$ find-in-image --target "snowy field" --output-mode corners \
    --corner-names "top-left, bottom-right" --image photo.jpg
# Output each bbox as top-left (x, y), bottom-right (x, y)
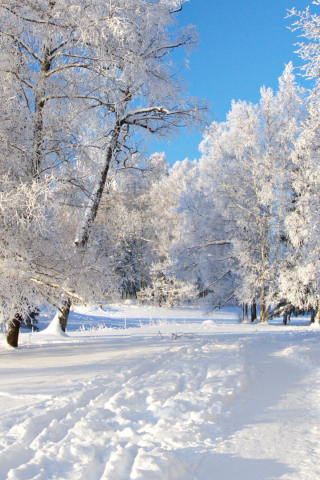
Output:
top-left (1, 304), bottom-right (320, 480)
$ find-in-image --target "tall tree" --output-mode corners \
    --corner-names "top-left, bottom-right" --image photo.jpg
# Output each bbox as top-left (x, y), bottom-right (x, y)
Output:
top-left (279, 101), bottom-right (320, 318)
top-left (72, 1), bottom-right (208, 247)
top-left (278, 2), bottom-right (320, 320)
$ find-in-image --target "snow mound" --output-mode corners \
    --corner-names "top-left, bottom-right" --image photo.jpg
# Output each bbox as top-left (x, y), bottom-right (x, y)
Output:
top-left (202, 319), bottom-right (215, 328)
top-left (41, 311), bottom-right (68, 336)
top-left (309, 321), bottom-right (320, 330)
top-left (123, 299), bottom-right (135, 305)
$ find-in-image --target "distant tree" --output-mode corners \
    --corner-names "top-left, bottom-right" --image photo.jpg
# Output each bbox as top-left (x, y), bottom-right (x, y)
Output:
top-left (138, 260), bottom-right (197, 307)
top-left (169, 159), bottom-right (236, 309)
top-left (98, 153), bottom-right (169, 300)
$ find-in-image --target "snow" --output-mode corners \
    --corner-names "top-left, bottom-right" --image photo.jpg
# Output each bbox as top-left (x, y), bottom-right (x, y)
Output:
top-left (1, 304), bottom-right (320, 479)
top-left (41, 312), bottom-right (68, 337)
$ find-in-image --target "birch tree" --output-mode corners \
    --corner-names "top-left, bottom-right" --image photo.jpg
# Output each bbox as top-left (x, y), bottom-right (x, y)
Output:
top-left (71, 1), bottom-right (208, 248)
top-left (281, 2), bottom-right (320, 321)
top-left (279, 101), bottom-right (320, 320)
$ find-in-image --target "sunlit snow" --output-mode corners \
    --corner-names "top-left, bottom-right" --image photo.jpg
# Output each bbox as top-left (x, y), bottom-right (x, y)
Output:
top-left (1, 304), bottom-right (319, 480)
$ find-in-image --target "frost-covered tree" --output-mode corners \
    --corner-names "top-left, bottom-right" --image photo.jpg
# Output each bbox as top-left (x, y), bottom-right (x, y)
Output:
top-left (66, 0), bottom-right (208, 247)
top-left (0, 0), bottom-right (206, 224)
top-left (289, 1), bottom-right (320, 87)
top-left (138, 259), bottom-right (197, 307)
top-left (116, 157), bottom-right (199, 307)
top-left (197, 64), bottom-right (305, 321)
top-left (279, 101), bottom-right (320, 319)
top-left (98, 152), bottom-right (169, 299)
top-left (168, 159), bottom-right (235, 309)
top-left (0, 174), bottom-right (123, 343)
top-left (280, 2), bottom-right (320, 322)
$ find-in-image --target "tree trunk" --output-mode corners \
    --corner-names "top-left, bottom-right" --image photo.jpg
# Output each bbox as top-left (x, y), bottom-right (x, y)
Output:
top-left (260, 283), bottom-right (268, 322)
top-left (243, 303), bottom-right (248, 320)
top-left (310, 308), bottom-right (315, 324)
top-left (315, 299), bottom-right (320, 324)
top-left (283, 313), bottom-right (288, 325)
top-left (251, 302), bottom-right (257, 322)
top-left (6, 314), bottom-right (22, 348)
top-left (75, 127), bottom-right (120, 248)
top-left (58, 298), bottom-right (72, 332)
top-left (31, 48), bottom-right (52, 179)
top-left (260, 304), bottom-right (268, 323)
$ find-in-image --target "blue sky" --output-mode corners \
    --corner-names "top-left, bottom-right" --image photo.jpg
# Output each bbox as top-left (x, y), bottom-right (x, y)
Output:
top-left (151, 0), bottom-right (314, 165)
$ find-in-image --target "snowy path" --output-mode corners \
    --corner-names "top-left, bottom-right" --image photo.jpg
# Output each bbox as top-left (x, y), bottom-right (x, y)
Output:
top-left (209, 337), bottom-right (320, 479)
top-left (1, 328), bottom-right (320, 479)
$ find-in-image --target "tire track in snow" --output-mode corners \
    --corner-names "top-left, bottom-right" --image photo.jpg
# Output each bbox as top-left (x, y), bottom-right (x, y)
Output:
top-left (1, 339), bottom-right (249, 480)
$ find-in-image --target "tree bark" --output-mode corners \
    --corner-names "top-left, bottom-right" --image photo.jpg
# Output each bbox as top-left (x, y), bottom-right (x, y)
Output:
top-left (260, 304), bottom-right (268, 323)
top-left (251, 302), bottom-right (257, 322)
top-left (310, 307), bottom-right (315, 324)
top-left (315, 299), bottom-right (320, 324)
top-left (260, 281), bottom-right (268, 322)
top-left (283, 313), bottom-right (288, 325)
top-left (6, 315), bottom-right (22, 348)
top-left (58, 298), bottom-right (72, 332)
top-left (75, 127), bottom-right (120, 248)
top-left (31, 43), bottom-right (53, 178)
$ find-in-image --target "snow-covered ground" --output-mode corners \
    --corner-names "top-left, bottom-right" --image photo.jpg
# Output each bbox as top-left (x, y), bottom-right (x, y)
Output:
top-left (1, 304), bottom-right (320, 480)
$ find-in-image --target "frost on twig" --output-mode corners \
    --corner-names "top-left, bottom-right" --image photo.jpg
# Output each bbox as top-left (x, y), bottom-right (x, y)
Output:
top-left (156, 330), bottom-right (197, 340)
top-left (172, 331), bottom-right (197, 340)
top-left (156, 330), bottom-right (164, 339)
